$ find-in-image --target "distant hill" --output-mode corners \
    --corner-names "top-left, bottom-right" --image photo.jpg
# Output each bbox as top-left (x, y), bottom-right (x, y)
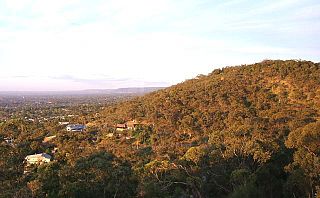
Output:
top-left (98, 60), bottom-right (320, 197)
top-left (0, 87), bottom-right (166, 96)
top-left (81, 87), bottom-right (166, 94)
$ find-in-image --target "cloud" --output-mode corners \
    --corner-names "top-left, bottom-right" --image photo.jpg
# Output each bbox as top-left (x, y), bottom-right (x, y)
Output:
top-left (50, 75), bottom-right (130, 85)
top-left (50, 74), bottom-right (171, 89)
top-left (10, 75), bottom-right (30, 78)
top-left (0, 0), bottom-right (319, 91)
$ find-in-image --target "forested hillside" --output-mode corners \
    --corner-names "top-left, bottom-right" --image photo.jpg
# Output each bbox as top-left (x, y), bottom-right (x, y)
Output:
top-left (97, 60), bottom-right (320, 197)
top-left (1, 60), bottom-right (319, 198)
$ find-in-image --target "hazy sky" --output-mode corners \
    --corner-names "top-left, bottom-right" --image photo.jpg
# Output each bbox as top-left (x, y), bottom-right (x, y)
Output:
top-left (0, 0), bottom-right (319, 91)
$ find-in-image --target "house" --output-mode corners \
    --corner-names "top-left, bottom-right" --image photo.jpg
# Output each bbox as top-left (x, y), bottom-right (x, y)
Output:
top-left (125, 136), bottom-right (134, 140)
top-left (59, 121), bottom-right (70, 125)
top-left (106, 133), bottom-right (114, 138)
top-left (126, 120), bottom-right (140, 130)
top-left (116, 124), bottom-right (127, 131)
top-left (42, 135), bottom-right (56, 143)
top-left (66, 124), bottom-right (86, 132)
top-left (51, 147), bottom-right (58, 154)
top-left (4, 137), bottom-right (14, 144)
top-left (25, 153), bottom-right (52, 165)
top-left (116, 120), bottom-right (142, 131)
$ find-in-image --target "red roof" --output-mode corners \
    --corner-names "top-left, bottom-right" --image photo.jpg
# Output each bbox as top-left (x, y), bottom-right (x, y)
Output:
top-left (116, 124), bottom-right (126, 128)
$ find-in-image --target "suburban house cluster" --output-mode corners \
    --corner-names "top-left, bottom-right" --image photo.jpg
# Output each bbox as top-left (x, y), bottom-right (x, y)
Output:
top-left (23, 123), bottom-right (86, 173)
top-left (22, 120), bottom-right (148, 174)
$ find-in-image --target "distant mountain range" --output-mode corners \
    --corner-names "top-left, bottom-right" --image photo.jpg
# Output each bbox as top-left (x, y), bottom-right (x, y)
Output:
top-left (81, 87), bottom-right (166, 94)
top-left (0, 87), bottom-right (166, 96)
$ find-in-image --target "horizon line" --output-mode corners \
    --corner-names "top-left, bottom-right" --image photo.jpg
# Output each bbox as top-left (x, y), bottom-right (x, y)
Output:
top-left (0, 86), bottom-right (168, 93)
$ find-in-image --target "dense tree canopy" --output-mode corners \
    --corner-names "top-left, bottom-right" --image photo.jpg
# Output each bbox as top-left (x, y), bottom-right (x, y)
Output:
top-left (97, 60), bottom-right (320, 197)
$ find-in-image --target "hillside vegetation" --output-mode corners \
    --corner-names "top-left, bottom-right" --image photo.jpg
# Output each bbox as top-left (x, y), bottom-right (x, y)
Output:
top-left (97, 60), bottom-right (320, 197)
top-left (1, 60), bottom-right (319, 198)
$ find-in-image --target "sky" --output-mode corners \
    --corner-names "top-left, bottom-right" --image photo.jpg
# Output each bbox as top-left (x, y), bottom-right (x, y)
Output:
top-left (0, 0), bottom-right (319, 91)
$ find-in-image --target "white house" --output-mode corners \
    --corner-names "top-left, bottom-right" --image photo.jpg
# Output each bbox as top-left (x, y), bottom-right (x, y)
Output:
top-left (25, 153), bottom-right (52, 165)
top-left (59, 121), bottom-right (70, 125)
